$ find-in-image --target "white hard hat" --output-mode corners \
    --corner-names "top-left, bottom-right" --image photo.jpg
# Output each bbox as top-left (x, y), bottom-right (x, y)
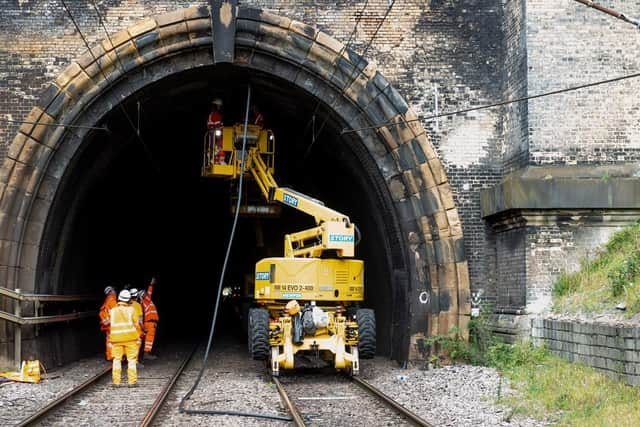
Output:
top-left (212, 98), bottom-right (223, 107)
top-left (104, 286), bottom-right (116, 295)
top-left (118, 289), bottom-right (131, 302)
top-left (129, 288), bottom-right (139, 297)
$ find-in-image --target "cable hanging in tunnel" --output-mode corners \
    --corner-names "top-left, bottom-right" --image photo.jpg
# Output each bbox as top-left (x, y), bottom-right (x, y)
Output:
top-left (177, 85), bottom-right (291, 422)
top-left (340, 70), bottom-right (640, 135)
top-left (0, 118), bottom-right (108, 131)
top-left (301, 0), bottom-right (370, 138)
top-left (60, 0), bottom-right (157, 170)
top-left (303, 0), bottom-right (396, 160)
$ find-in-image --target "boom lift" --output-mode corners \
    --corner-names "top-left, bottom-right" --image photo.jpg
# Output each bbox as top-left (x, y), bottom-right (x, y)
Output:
top-left (202, 123), bottom-right (376, 376)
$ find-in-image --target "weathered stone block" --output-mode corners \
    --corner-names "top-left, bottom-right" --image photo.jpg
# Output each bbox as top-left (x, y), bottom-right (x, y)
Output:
top-left (184, 5), bottom-right (209, 20)
top-left (427, 158), bottom-right (447, 185)
top-left (418, 163), bottom-right (437, 189)
top-left (128, 17), bottom-right (157, 38)
top-left (155, 9), bottom-right (186, 28)
top-left (437, 183), bottom-right (455, 211)
top-left (289, 20), bottom-right (317, 40)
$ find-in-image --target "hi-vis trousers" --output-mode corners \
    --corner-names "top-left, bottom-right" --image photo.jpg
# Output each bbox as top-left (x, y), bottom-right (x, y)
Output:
top-left (111, 341), bottom-right (138, 385)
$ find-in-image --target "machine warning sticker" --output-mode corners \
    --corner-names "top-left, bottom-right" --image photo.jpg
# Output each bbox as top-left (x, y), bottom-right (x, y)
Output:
top-left (256, 271), bottom-right (270, 281)
top-left (329, 234), bottom-right (354, 242)
top-left (282, 293), bottom-right (302, 299)
top-left (319, 285), bottom-right (333, 291)
top-left (282, 193), bottom-right (299, 208)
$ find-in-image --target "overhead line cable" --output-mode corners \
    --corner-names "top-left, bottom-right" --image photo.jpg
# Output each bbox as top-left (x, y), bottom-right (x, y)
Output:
top-left (0, 118), bottom-right (107, 131)
top-left (572, 0), bottom-right (640, 29)
top-left (60, 0), bottom-right (156, 167)
top-left (340, 70), bottom-right (640, 135)
top-left (304, 0), bottom-right (396, 159)
top-left (301, 0), bottom-right (370, 137)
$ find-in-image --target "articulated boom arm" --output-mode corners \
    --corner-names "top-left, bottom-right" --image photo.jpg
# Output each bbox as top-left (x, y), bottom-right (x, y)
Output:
top-left (244, 147), bottom-right (356, 258)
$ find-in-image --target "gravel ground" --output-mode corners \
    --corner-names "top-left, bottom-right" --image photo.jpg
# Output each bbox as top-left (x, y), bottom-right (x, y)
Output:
top-left (0, 356), bottom-right (109, 426)
top-left (359, 359), bottom-right (551, 427)
top-left (155, 340), bottom-right (289, 426)
top-left (0, 341), bottom-right (552, 426)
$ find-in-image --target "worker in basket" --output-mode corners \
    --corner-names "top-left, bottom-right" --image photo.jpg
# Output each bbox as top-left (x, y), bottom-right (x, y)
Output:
top-left (207, 98), bottom-right (226, 165)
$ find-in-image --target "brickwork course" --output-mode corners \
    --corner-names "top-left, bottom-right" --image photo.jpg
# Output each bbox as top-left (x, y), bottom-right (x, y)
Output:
top-left (0, 0), bottom-right (640, 360)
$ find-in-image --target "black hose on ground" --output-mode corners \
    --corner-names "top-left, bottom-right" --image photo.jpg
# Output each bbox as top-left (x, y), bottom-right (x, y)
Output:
top-left (178, 85), bottom-right (291, 422)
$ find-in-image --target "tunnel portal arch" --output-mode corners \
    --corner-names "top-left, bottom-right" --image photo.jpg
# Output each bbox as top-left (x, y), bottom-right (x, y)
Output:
top-left (0, 5), bottom-right (469, 365)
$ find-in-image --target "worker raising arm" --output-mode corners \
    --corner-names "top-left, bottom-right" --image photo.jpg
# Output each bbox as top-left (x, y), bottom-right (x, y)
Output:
top-left (139, 277), bottom-right (160, 360)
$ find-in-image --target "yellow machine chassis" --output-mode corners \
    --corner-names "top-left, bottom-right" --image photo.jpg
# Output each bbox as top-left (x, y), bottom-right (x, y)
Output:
top-left (267, 309), bottom-right (360, 376)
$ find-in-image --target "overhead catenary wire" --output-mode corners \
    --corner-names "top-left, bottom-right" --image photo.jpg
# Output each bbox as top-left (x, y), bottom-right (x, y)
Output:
top-left (0, 117), bottom-right (107, 131)
top-left (60, 0), bottom-right (155, 166)
top-left (178, 85), bottom-right (291, 422)
top-left (572, 0), bottom-right (640, 29)
top-left (304, 0), bottom-right (396, 159)
top-left (340, 70), bottom-right (640, 135)
top-left (301, 0), bottom-right (370, 137)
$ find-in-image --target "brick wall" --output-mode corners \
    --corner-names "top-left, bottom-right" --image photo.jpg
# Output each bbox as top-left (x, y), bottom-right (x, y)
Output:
top-left (532, 317), bottom-right (640, 386)
top-left (527, 0), bottom-right (640, 165)
top-left (502, 0), bottom-right (528, 172)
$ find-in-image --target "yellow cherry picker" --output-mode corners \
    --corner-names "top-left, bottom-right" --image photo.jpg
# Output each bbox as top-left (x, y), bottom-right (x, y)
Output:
top-left (201, 121), bottom-right (375, 376)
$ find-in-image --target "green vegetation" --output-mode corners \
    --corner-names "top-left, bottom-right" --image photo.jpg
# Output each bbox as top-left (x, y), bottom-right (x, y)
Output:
top-left (499, 348), bottom-right (640, 426)
top-left (553, 220), bottom-right (640, 316)
top-left (420, 309), bottom-right (640, 426)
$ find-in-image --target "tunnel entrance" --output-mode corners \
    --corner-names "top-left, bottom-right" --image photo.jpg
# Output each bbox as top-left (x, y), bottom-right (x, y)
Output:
top-left (38, 65), bottom-right (398, 351)
top-left (0, 6), bottom-right (469, 368)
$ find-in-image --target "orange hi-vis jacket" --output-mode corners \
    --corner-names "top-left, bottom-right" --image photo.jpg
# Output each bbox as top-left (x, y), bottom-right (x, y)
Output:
top-left (142, 284), bottom-right (159, 323)
top-left (109, 303), bottom-right (141, 343)
top-left (99, 294), bottom-right (117, 332)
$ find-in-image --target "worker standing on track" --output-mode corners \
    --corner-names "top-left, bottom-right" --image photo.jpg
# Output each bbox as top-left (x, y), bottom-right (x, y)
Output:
top-left (128, 287), bottom-right (145, 359)
top-left (139, 277), bottom-right (160, 361)
top-left (109, 289), bottom-right (141, 386)
top-left (99, 286), bottom-right (117, 361)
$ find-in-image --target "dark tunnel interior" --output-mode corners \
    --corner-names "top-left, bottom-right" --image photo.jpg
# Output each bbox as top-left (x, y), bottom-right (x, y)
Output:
top-left (36, 65), bottom-right (401, 363)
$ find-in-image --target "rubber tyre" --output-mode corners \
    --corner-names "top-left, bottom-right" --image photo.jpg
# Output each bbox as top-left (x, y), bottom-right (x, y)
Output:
top-left (357, 309), bottom-right (376, 359)
top-left (248, 308), bottom-right (270, 360)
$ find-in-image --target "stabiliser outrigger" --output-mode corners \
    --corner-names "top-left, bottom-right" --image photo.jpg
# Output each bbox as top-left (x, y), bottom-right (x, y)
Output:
top-left (202, 123), bottom-right (376, 376)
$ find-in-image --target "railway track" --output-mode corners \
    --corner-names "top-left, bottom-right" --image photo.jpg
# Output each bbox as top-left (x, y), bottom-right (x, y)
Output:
top-left (15, 344), bottom-right (197, 427)
top-left (273, 371), bottom-right (434, 427)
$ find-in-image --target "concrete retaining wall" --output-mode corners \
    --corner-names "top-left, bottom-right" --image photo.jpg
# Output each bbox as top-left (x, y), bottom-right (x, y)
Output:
top-left (531, 317), bottom-right (640, 386)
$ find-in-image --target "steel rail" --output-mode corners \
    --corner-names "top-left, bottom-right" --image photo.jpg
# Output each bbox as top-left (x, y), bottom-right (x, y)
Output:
top-left (272, 376), bottom-right (306, 427)
top-left (16, 366), bottom-right (112, 427)
top-left (139, 344), bottom-right (199, 427)
top-left (351, 376), bottom-right (433, 427)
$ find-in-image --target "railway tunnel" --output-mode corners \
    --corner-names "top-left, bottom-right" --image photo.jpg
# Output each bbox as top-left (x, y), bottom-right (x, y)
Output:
top-left (0, 6), bottom-right (469, 369)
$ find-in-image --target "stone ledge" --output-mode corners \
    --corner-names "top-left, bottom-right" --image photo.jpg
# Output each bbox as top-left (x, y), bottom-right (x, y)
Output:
top-left (481, 166), bottom-right (640, 218)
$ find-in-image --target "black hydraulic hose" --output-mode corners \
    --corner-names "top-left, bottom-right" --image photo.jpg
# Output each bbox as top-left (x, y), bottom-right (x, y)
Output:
top-left (178, 85), bottom-right (291, 422)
